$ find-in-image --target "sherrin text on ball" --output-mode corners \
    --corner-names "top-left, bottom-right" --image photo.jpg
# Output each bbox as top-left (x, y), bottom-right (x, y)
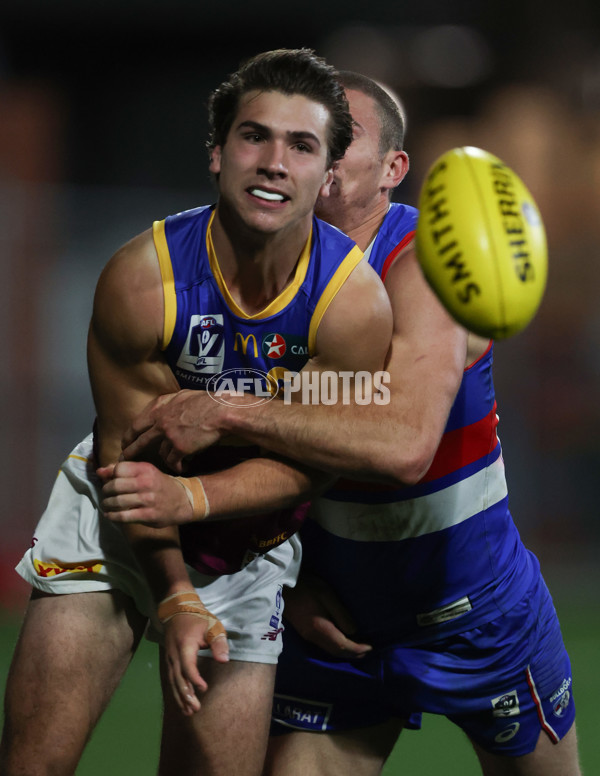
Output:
top-left (415, 146), bottom-right (547, 339)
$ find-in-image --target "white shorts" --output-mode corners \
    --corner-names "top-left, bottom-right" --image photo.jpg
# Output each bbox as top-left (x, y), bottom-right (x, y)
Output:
top-left (16, 434), bottom-right (302, 664)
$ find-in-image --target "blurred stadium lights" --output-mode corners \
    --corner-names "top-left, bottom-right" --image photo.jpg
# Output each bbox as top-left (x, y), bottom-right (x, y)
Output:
top-left (410, 25), bottom-right (493, 88)
top-left (323, 23), bottom-right (494, 89)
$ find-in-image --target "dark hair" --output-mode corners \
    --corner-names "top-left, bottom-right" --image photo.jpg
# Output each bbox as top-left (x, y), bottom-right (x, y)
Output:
top-left (338, 71), bottom-right (406, 156)
top-left (207, 48), bottom-right (353, 167)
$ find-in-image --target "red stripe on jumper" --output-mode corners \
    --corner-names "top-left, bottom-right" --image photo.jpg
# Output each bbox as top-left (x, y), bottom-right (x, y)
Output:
top-left (333, 402), bottom-right (499, 494)
top-left (419, 401), bottom-right (499, 483)
top-left (526, 665), bottom-right (560, 743)
top-left (381, 231), bottom-right (416, 282)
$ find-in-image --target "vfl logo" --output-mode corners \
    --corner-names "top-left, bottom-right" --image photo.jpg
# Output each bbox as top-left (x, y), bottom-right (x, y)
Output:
top-left (262, 333), bottom-right (287, 359)
top-left (491, 690), bottom-right (520, 718)
top-left (177, 314), bottom-right (225, 375)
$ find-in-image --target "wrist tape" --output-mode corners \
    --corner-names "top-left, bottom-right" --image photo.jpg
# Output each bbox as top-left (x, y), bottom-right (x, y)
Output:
top-left (174, 476), bottom-right (210, 521)
top-left (157, 591), bottom-right (226, 644)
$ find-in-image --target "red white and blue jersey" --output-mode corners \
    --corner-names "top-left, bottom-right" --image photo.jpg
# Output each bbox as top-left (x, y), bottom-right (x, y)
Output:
top-left (153, 205), bottom-right (363, 575)
top-left (300, 203), bottom-right (539, 644)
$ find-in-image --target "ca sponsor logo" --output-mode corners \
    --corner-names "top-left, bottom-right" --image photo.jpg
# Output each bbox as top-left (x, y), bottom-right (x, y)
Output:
top-left (262, 333), bottom-right (287, 359)
top-left (206, 368), bottom-right (280, 406)
top-left (491, 690), bottom-right (520, 718)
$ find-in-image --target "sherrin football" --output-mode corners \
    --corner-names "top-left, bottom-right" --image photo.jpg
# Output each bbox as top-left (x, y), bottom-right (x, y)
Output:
top-left (415, 146), bottom-right (547, 339)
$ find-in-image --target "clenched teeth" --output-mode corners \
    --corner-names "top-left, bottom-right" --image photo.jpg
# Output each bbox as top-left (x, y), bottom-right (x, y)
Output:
top-left (250, 188), bottom-right (285, 202)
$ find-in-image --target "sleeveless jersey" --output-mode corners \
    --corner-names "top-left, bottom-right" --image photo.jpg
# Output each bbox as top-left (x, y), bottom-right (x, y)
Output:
top-left (300, 203), bottom-right (539, 645)
top-left (154, 205), bottom-right (363, 575)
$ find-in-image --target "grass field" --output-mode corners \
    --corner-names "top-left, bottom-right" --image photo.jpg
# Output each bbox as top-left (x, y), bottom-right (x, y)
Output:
top-left (1, 595), bottom-right (597, 775)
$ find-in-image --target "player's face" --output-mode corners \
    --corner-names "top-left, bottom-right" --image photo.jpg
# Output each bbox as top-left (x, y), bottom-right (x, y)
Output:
top-left (210, 90), bottom-right (334, 237)
top-left (315, 89), bottom-right (387, 222)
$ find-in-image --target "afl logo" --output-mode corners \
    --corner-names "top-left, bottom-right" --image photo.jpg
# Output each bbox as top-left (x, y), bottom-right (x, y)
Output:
top-left (262, 333), bottom-right (287, 359)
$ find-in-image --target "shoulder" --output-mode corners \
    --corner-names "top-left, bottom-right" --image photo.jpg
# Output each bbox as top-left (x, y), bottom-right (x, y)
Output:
top-left (91, 228), bottom-right (164, 358)
top-left (312, 215), bottom-right (357, 252)
top-left (369, 203), bottom-right (418, 278)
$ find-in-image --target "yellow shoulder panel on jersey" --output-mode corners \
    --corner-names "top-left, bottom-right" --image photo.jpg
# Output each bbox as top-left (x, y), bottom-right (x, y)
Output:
top-left (153, 219), bottom-right (177, 350)
top-left (308, 245), bottom-right (364, 355)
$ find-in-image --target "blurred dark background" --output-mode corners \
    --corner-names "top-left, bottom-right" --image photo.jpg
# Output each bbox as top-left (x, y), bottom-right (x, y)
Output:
top-left (1, 0), bottom-right (599, 610)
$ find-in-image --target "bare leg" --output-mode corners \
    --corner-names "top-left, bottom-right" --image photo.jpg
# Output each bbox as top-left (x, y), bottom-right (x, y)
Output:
top-left (472, 724), bottom-right (581, 776)
top-left (264, 719), bottom-right (404, 776)
top-left (159, 655), bottom-right (276, 776)
top-left (0, 589), bottom-right (146, 776)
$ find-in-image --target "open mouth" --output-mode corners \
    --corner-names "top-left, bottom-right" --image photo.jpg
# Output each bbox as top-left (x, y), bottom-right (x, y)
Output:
top-left (248, 187), bottom-right (289, 203)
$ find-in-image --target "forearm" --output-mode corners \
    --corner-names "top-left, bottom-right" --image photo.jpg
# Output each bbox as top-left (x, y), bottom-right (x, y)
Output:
top-left (200, 456), bottom-right (335, 521)
top-left (218, 400), bottom-right (392, 480)
top-left (216, 395), bottom-right (437, 485)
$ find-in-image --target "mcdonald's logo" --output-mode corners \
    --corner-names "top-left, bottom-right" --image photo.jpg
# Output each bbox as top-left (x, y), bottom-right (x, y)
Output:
top-left (234, 332), bottom-right (258, 357)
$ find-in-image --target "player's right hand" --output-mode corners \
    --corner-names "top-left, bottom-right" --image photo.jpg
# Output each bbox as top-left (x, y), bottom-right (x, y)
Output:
top-left (163, 612), bottom-right (229, 715)
top-left (284, 574), bottom-right (372, 658)
top-left (97, 461), bottom-right (196, 527)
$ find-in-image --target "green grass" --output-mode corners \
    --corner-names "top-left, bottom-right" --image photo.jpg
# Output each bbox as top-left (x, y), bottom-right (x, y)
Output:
top-left (1, 604), bottom-right (597, 775)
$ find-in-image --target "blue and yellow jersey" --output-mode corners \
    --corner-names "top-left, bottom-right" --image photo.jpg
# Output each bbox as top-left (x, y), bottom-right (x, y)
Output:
top-left (152, 204), bottom-right (363, 574)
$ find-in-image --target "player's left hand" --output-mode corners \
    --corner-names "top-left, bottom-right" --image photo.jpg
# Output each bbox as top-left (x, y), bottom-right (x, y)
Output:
top-left (97, 461), bottom-right (195, 527)
top-left (120, 390), bottom-right (224, 472)
top-left (285, 573), bottom-right (372, 658)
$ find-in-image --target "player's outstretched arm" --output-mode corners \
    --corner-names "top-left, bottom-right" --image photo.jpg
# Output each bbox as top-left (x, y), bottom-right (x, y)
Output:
top-left (89, 231), bottom-right (229, 705)
top-left (122, 246), bottom-right (471, 485)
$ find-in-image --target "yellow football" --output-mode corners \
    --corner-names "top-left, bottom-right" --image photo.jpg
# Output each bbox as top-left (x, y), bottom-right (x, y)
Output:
top-left (415, 146), bottom-right (548, 339)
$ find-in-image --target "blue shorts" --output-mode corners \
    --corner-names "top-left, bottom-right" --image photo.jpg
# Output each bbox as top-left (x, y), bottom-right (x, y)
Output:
top-left (271, 574), bottom-right (575, 756)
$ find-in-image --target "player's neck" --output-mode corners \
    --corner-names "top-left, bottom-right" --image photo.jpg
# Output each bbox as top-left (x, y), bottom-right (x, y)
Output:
top-left (210, 209), bottom-right (310, 315)
top-left (328, 197), bottom-right (390, 252)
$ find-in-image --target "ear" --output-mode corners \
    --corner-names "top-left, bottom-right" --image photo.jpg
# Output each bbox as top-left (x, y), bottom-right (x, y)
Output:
top-left (209, 146), bottom-right (222, 175)
top-left (380, 150), bottom-right (409, 193)
top-left (318, 166), bottom-right (335, 199)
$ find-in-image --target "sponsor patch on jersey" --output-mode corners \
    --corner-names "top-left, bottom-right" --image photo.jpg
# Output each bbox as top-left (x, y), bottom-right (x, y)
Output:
top-left (272, 694), bottom-right (333, 732)
top-left (549, 677), bottom-right (572, 718)
top-left (491, 689), bottom-right (520, 718)
top-left (33, 559), bottom-right (104, 577)
top-left (177, 314), bottom-right (225, 377)
top-left (262, 333), bottom-right (287, 359)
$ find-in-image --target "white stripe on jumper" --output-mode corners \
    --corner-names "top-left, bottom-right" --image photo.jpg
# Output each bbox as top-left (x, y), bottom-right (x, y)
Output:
top-left (310, 456), bottom-right (508, 542)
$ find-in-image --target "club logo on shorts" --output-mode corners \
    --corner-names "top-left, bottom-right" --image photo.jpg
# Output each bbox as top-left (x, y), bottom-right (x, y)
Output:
top-left (549, 677), bottom-right (572, 718)
top-left (491, 689), bottom-right (520, 717)
top-left (262, 333), bottom-right (287, 359)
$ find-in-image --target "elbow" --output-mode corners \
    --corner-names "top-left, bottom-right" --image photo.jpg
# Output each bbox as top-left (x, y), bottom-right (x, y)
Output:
top-left (373, 446), bottom-right (435, 487)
